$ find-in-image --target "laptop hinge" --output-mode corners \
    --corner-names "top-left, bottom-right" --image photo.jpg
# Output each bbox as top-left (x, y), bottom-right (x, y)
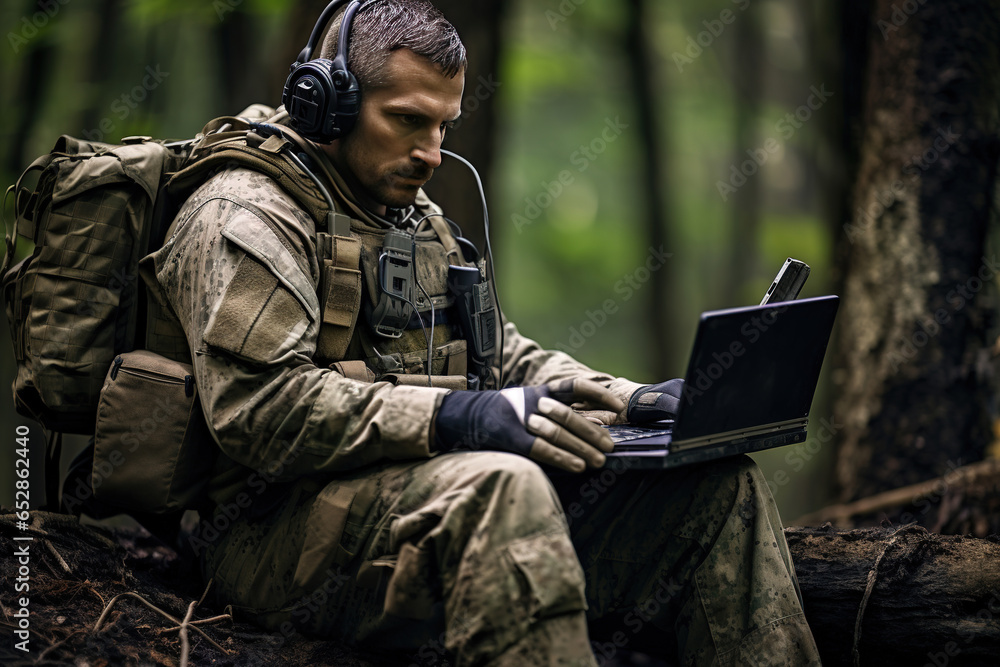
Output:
top-left (671, 417), bottom-right (808, 452)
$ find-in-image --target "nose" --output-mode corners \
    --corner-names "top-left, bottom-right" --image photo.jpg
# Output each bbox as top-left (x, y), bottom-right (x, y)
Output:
top-left (411, 129), bottom-right (444, 170)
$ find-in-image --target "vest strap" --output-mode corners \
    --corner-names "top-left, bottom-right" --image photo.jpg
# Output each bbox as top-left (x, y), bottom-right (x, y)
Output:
top-left (316, 231), bottom-right (363, 362)
top-left (425, 214), bottom-right (463, 266)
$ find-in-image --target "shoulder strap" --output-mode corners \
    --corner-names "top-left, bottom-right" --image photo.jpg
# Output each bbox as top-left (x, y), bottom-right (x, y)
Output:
top-left (424, 214), bottom-right (464, 266)
top-left (166, 142), bottom-right (330, 228)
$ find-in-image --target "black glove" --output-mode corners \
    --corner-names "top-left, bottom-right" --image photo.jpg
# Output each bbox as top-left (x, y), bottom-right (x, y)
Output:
top-left (434, 378), bottom-right (625, 473)
top-left (627, 379), bottom-right (684, 423)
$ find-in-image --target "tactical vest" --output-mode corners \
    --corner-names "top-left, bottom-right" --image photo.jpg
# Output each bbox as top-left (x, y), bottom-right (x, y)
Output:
top-left (340, 220), bottom-right (470, 389)
top-left (146, 117), bottom-right (474, 389)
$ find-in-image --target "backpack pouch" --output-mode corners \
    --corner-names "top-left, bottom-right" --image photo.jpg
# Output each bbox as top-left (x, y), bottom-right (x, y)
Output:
top-left (92, 349), bottom-right (216, 513)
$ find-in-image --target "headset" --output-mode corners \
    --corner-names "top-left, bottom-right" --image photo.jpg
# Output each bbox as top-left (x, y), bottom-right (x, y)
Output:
top-left (282, 0), bottom-right (369, 144)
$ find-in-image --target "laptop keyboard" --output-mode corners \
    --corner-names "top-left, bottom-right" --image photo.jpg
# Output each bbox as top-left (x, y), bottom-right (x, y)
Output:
top-left (605, 422), bottom-right (674, 443)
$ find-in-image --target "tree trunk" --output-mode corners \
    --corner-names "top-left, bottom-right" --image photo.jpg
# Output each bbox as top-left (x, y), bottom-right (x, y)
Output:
top-left (725, 5), bottom-right (763, 306)
top-left (7, 0), bottom-right (57, 174)
top-left (215, 8), bottom-right (268, 114)
top-left (623, 0), bottom-right (676, 378)
top-left (786, 524), bottom-right (1000, 666)
top-left (77, 0), bottom-right (123, 140)
top-left (832, 0), bottom-right (1000, 503)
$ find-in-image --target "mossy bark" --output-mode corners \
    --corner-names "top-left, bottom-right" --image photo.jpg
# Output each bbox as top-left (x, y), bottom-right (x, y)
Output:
top-left (833, 0), bottom-right (1000, 503)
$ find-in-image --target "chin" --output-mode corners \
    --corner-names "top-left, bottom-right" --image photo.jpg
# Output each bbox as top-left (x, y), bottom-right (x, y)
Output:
top-left (378, 187), bottom-right (420, 210)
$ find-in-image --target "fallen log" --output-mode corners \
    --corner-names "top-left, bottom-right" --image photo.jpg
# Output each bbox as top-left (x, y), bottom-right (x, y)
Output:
top-left (785, 524), bottom-right (1000, 667)
top-left (3, 512), bottom-right (1000, 665)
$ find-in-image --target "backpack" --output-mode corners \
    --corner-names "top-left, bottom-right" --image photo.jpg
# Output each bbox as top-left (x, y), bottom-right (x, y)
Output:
top-left (2, 105), bottom-right (357, 511)
top-left (3, 134), bottom-right (192, 435)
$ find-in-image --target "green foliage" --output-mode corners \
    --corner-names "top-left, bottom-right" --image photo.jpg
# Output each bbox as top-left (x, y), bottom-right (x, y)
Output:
top-left (125, 0), bottom-right (285, 23)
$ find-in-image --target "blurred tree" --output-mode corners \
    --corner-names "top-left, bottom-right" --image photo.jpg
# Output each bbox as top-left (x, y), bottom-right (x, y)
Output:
top-left (78, 0), bottom-right (123, 136)
top-left (725, 4), bottom-right (762, 304)
top-left (7, 0), bottom-right (56, 174)
top-left (214, 4), bottom-right (266, 111)
top-left (624, 0), bottom-right (676, 377)
top-left (832, 0), bottom-right (1000, 503)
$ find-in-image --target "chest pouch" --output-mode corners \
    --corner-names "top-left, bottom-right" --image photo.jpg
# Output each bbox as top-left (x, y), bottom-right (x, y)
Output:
top-left (368, 227), bottom-right (415, 338)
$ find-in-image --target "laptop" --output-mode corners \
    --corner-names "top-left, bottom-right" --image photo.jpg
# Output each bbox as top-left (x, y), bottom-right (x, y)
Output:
top-left (603, 291), bottom-right (839, 470)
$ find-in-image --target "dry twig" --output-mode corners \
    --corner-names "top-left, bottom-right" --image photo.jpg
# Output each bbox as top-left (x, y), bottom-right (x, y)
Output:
top-left (42, 539), bottom-right (71, 573)
top-left (179, 600), bottom-right (197, 667)
top-left (92, 590), bottom-right (229, 656)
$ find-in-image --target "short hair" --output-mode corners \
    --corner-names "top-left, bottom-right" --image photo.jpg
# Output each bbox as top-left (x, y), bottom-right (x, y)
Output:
top-left (319, 0), bottom-right (466, 90)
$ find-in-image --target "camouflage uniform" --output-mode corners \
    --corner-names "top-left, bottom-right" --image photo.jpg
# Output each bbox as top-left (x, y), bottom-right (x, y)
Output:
top-left (142, 145), bottom-right (821, 665)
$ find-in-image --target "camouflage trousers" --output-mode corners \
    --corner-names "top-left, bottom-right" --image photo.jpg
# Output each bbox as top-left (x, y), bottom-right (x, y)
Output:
top-left (202, 452), bottom-right (821, 666)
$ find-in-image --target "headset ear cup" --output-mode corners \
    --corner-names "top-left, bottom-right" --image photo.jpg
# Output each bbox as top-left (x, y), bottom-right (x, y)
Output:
top-left (284, 59), bottom-right (336, 143)
top-left (282, 59), bottom-right (360, 143)
top-left (282, 0), bottom-right (364, 144)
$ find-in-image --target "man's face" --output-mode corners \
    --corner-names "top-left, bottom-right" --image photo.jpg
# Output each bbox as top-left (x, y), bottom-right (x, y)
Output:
top-left (323, 48), bottom-right (464, 214)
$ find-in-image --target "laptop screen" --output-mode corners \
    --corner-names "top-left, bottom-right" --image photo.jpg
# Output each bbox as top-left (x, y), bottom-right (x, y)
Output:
top-left (673, 295), bottom-right (839, 441)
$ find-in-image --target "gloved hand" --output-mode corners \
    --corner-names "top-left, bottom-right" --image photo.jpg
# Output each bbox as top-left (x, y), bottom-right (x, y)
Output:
top-left (627, 379), bottom-right (684, 423)
top-left (434, 378), bottom-right (625, 473)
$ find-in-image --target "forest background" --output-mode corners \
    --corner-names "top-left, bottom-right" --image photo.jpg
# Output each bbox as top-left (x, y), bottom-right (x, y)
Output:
top-left (2, 0), bottom-right (998, 529)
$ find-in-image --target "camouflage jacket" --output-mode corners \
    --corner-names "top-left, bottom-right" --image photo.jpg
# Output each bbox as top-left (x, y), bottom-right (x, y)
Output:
top-left (142, 150), bottom-right (643, 509)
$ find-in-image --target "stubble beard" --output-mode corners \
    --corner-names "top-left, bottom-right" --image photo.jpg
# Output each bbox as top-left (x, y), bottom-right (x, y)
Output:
top-left (341, 139), bottom-right (432, 210)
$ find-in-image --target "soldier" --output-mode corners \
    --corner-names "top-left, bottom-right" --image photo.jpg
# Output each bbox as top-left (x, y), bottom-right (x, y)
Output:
top-left (141, 0), bottom-right (823, 664)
